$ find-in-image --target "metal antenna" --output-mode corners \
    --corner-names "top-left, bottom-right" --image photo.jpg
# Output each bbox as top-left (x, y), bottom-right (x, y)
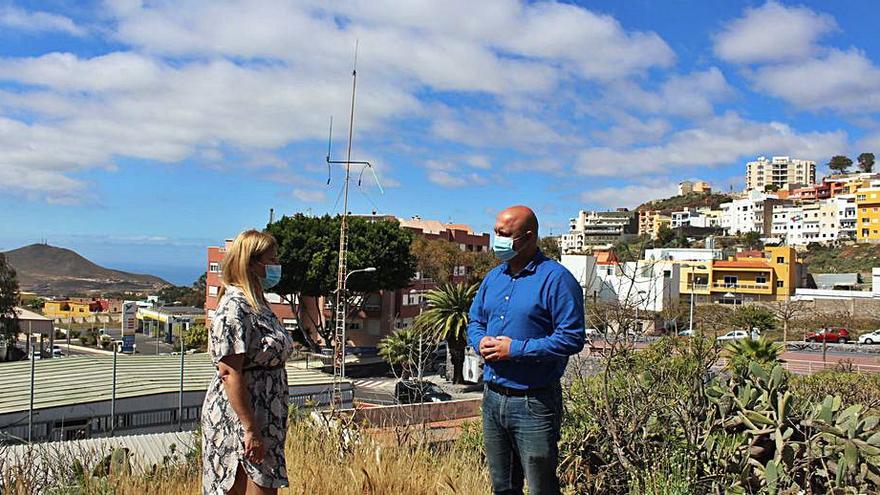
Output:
top-left (325, 40), bottom-right (371, 408)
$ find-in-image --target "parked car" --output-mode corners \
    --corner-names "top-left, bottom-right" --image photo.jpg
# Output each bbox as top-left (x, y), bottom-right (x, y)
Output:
top-left (859, 330), bottom-right (880, 345)
top-left (51, 345), bottom-right (64, 357)
top-left (394, 379), bottom-right (453, 404)
top-left (805, 327), bottom-right (850, 344)
top-left (716, 330), bottom-right (750, 342)
top-left (678, 329), bottom-right (694, 337)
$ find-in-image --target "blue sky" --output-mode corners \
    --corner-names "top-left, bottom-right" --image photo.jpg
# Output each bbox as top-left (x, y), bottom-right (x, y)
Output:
top-left (1, 0), bottom-right (879, 285)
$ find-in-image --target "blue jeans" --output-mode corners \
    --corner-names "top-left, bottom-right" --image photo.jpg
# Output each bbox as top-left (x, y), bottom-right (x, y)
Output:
top-left (482, 383), bottom-right (563, 495)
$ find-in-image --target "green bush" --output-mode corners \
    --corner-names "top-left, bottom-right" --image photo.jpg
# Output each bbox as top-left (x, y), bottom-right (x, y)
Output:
top-left (791, 370), bottom-right (880, 412)
top-left (560, 337), bottom-right (880, 493)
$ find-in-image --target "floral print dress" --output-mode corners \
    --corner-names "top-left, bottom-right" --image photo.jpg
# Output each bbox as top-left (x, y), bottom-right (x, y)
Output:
top-left (201, 286), bottom-right (294, 494)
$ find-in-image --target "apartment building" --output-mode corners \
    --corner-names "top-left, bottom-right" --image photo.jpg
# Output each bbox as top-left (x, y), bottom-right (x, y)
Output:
top-left (678, 180), bottom-right (711, 195)
top-left (720, 191), bottom-right (788, 235)
top-left (679, 246), bottom-right (800, 303)
top-left (746, 156), bottom-right (816, 191)
top-left (670, 207), bottom-right (722, 229)
top-left (857, 187), bottom-right (880, 242)
top-left (561, 209), bottom-right (638, 253)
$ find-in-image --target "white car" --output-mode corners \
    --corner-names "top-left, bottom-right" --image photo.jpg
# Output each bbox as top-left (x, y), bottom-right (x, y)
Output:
top-left (859, 330), bottom-right (880, 345)
top-left (678, 330), bottom-right (694, 337)
top-left (716, 330), bottom-right (750, 342)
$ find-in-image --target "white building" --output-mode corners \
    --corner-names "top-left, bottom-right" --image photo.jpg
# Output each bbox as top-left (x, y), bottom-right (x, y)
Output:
top-left (670, 207), bottom-right (722, 229)
top-left (561, 210), bottom-right (637, 253)
top-left (746, 156), bottom-right (816, 191)
top-left (561, 255), bottom-right (680, 314)
top-left (771, 196), bottom-right (854, 246)
top-left (720, 190), bottom-right (777, 235)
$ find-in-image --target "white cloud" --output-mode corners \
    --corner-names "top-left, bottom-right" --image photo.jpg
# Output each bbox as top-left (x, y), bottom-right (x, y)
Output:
top-left (575, 113), bottom-right (848, 177)
top-left (0, 6), bottom-right (85, 36)
top-left (714, 1), bottom-right (837, 64)
top-left (581, 181), bottom-right (679, 209)
top-left (599, 68), bottom-right (734, 121)
top-left (751, 49), bottom-right (880, 113)
top-left (465, 155), bottom-right (492, 170)
top-left (0, 0), bottom-right (678, 203)
top-left (427, 170), bottom-right (468, 188)
top-left (292, 189), bottom-right (327, 203)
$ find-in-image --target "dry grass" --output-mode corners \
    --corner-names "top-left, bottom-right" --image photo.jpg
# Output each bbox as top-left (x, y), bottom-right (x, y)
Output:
top-left (1, 420), bottom-right (489, 495)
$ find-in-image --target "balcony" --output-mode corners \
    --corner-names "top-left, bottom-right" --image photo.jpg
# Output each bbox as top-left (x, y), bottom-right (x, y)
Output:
top-left (711, 282), bottom-right (772, 293)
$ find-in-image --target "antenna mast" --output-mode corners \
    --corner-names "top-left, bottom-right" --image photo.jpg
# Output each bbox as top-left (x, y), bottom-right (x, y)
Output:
top-left (326, 41), bottom-right (377, 407)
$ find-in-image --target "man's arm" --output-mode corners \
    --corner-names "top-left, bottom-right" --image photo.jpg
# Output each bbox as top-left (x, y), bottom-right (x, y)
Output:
top-left (506, 271), bottom-right (585, 360)
top-left (466, 279), bottom-right (489, 350)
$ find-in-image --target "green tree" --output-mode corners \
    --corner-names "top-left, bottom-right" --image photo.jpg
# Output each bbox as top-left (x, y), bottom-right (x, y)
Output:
top-left (415, 283), bottom-right (477, 384)
top-left (730, 305), bottom-right (777, 333)
top-left (741, 231), bottom-right (763, 250)
top-left (764, 184), bottom-right (780, 192)
top-left (267, 214), bottom-right (417, 349)
top-left (184, 323), bottom-right (208, 351)
top-left (25, 297), bottom-right (45, 312)
top-left (828, 155), bottom-right (853, 174)
top-left (858, 152), bottom-right (875, 173)
top-left (0, 253), bottom-right (20, 347)
top-left (724, 337), bottom-right (783, 376)
top-left (461, 250), bottom-right (498, 284)
top-left (538, 236), bottom-right (562, 260)
top-left (410, 236), bottom-right (460, 284)
top-left (656, 226), bottom-right (675, 247)
top-left (378, 326), bottom-right (437, 379)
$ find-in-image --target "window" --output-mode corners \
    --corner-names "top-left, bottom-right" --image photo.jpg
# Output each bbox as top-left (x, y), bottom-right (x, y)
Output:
top-left (756, 275), bottom-right (767, 284)
top-left (208, 285), bottom-right (219, 297)
top-left (209, 262), bottom-right (220, 273)
top-left (776, 280), bottom-right (784, 288)
top-left (776, 257), bottom-right (785, 263)
top-left (723, 276), bottom-right (738, 287)
top-left (453, 265), bottom-right (467, 277)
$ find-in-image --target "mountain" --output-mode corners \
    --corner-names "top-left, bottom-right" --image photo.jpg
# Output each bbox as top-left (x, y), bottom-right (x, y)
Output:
top-left (637, 192), bottom-right (733, 213)
top-left (4, 243), bottom-right (171, 295)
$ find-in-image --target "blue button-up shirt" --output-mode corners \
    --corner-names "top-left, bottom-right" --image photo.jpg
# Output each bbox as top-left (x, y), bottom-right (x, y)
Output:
top-left (467, 250), bottom-right (585, 390)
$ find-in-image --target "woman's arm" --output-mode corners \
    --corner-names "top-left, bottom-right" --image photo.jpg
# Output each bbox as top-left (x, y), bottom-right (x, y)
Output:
top-left (218, 354), bottom-right (265, 464)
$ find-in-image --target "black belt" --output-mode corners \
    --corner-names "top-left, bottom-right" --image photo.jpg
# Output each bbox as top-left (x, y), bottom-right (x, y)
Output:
top-left (486, 381), bottom-right (557, 397)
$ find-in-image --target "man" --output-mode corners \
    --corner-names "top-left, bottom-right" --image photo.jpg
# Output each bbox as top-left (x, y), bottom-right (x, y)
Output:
top-left (467, 205), bottom-right (585, 495)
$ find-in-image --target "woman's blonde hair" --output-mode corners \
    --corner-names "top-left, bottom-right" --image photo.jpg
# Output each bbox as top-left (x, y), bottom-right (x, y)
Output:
top-left (218, 229), bottom-right (278, 310)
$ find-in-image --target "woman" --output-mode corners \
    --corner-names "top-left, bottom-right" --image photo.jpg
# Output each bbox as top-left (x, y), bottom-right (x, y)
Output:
top-left (202, 229), bottom-right (294, 495)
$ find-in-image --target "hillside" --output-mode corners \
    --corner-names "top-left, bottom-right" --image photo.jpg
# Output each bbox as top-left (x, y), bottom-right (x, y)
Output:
top-left (801, 243), bottom-right (880, 277)
top-left (638, 192), bottom-right (733, 213)
top-left (4, 243), bottom-right (170, 295)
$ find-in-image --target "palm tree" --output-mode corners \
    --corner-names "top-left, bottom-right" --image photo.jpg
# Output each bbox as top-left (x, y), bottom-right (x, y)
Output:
top-left (416, 283), bottom-right (478, 384)
top-left (378, 327), bottom-right (435, 379)
top-left (724, 337), bottom-right (784, 375)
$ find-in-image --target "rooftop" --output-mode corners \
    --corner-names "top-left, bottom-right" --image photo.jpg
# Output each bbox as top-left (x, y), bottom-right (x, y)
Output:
top-left (713, 260), bottom-right (771, 269)
top-left (14, 307), bottom-right (52, 321)
top-left (0, 354), bottom-right (340, 415)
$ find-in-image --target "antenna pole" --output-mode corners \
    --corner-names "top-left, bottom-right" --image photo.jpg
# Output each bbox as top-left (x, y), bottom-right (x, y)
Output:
top-left (331, 41), bottom-right (358, 408)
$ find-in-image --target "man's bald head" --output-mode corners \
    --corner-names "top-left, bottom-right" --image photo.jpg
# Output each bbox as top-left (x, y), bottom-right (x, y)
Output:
top-left (495, 205), bottom-right (539, 238)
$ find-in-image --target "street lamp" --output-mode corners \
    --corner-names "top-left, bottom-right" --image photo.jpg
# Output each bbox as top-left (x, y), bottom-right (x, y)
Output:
top-left (688, 265), bottom-right (708, 333)
top-left (339, 267), bottom-right (377, 378)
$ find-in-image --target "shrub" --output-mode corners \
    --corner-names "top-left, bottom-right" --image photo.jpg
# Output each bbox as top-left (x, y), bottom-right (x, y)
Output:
top-left (791, 370), bottom-right (880, 411)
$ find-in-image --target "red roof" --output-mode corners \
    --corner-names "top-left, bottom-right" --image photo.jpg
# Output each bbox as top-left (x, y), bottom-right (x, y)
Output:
top-left (593, 250), bottom-right (619, 265)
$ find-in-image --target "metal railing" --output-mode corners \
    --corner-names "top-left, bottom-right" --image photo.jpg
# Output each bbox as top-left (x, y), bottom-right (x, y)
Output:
top-left (711, 282), bottom-right (771, 290)
top-left (781, 359), bottom-right (880, 375)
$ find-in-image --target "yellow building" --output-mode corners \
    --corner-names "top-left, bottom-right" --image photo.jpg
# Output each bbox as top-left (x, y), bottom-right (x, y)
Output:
top-left (856, 187), bottom-right (880, 242)
top-left (650, 214), bottom-right (671, 240)
top-left (42, 300), bottom-right (92, 319)
top-left (680, 246), bottom-right (798, 303)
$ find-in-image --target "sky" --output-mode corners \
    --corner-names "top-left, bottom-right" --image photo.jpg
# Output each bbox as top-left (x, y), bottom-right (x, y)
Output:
top-left (1, 0), bottom-right (879, 285)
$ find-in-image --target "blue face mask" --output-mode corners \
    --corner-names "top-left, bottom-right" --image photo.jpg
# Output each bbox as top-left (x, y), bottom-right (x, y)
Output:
top-left (493, 235), bottom-right (520, 262)
top-left (260, 264), bottom-right (282, 289)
